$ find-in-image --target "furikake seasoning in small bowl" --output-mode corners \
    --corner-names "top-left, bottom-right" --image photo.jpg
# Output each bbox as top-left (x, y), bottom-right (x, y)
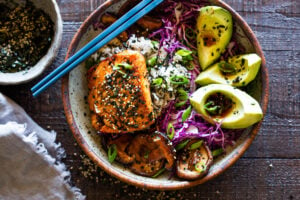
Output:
top-left (0, 0), bottom-right (63, 85)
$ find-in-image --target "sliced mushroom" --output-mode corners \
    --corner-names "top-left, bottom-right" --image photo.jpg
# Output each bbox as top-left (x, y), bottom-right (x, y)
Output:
top-left (127, 133), bottom-right (175, 177)
top-left (107, 134), bottom-right (135, 164)
top-left (137, 16), bottom-right (163, 31)
top-left (100, 13), bottom-right (117, 25)
top-left (100, 13), bottom-right (128, 41)
top-left (176, 140), bottom-right (213, 180)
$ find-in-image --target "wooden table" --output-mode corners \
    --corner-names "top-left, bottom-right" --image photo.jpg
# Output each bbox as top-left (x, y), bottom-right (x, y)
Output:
top-left (1, 0), bottom-right (299, 199)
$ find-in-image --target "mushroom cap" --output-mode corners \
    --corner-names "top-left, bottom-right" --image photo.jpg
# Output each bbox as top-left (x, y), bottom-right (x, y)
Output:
top-left (176, 140), bottom-right (213, 180)
top-left (107, 134), bottom-right (135, 164)
top-left (128, 133), bottom-right (175, 177)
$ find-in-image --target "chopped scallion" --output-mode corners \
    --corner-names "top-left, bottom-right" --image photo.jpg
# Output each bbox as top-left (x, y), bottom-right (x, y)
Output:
top-left (116, 63), bottom-right (133, 70)
top-left (144, 151), bottom-right (150, 159)
top-left (176, 49), bottom-right (193, 66)
top-left (147, 56), bottom-right (157, 67)
top-left (195, 161), bottom-right (207, 173)
top-left (178, 88), bottom-right (188, 101)
top-left (186, 62), bottom-right (195, 70)
top-left (176, 49), bottom-right (193, 57)
top-left (151, 40), bottom-right (159, 48)
top-left (170, 75), bottom-right (189, 85)
top-left (108, 144), bottom-right (117, 163)
top-left (175, 139), bottom-right (190, 151)
top-left (175, 100), bottom-right (187, 107)
top-left (218, 61), bottom-right (237, 74)
top-left (167, 123), bottom-right (175, 140)
top-left (152, 77), bottom-right (163, 86)
top-left (190, 140), bottom-right (203, 150)
top-left (204, 101), bottom-right (221, 115)
top-left (151, 168), bottom-right (165, 178)
top-left (182, 105), bottom-right (192, 122)
top-left (212, 148), bottom-right (224, 157)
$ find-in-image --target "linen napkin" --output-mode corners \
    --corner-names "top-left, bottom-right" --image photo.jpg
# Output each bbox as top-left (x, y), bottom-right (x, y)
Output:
top-left (0, 93), bottom-right (85, 200)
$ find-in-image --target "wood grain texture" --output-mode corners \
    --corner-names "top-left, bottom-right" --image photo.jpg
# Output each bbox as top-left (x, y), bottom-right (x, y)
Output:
top-left (0, 0), bottom-right (299, 199)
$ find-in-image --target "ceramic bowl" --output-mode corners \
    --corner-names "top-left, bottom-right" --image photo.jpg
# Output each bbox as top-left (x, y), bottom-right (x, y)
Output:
top-left (0, 0), bottom-right (63, 85)
top-left (62, 0), bottom-right (269, 190)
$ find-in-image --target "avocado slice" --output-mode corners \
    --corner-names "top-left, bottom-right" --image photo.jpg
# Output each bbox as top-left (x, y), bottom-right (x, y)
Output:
top-left (195, 53), bottom-right (262, 87)
top-left (197, 6), bottom-right (233, 70)
top-left (190, 84), bottom-right (263, 129)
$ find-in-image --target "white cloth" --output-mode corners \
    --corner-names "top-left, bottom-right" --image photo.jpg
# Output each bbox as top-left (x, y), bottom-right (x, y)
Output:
top-left (0, 93), bottom-right (85, 200)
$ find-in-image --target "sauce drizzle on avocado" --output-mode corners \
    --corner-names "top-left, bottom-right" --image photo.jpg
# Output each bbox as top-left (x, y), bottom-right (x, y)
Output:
top-left (204, 92), bottom-right (233, 117)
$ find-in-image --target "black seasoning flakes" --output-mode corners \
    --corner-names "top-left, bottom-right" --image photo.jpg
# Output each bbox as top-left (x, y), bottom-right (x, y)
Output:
top-left (0, 0), bottom-right (54, 73)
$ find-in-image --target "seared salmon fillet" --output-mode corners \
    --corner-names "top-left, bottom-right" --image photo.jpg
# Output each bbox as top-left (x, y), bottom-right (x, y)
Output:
top-left (87, 50), bottom-right (155, 134)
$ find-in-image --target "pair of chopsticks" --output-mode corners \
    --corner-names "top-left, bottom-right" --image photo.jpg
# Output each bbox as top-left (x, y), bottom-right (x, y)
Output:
top-left (31, 0), bottom-right (164, 97)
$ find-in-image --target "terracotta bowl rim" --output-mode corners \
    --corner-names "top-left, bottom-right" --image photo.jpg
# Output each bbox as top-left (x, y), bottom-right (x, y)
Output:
top-left (61, 0), bottom-right (269, 190)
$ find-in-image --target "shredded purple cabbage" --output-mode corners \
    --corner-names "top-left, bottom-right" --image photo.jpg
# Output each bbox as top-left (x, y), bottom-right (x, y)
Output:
top-left (151, 0), bottom-right (245, 151)
top-left (159, 106), bottom-right (243, 150)
top-left (150, 0), bottom-right (208, 53)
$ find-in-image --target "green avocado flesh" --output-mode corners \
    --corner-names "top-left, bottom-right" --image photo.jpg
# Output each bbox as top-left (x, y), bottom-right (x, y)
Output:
top-left (190, 84), bottom-right (263, 129)
top-left (197, 6), bottom-right (233, 70)
top-left (195, 53), bottom-right (262, 87)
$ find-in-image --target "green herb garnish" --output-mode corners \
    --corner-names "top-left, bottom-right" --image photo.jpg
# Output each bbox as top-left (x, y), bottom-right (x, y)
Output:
top-left (190, 140), bottom-right (203, 150)
top-left (152, 77), bottom-right (163, 86)
top-left (147, 56), bottom-right (157, 67)
top-left (176, 49), bottom-right (193, 57)
top-left (204, 101), bottom-right (221, 115)
top-left (176, 49), bottom-right (194, 67)
top-left (151, 40), bottom-right (159, 48)
top-left (182, 105), bottom-right (192, 122)
top-left (212, 148), bottom-right (224, 157)
top-left (178, 88), bottom-right (188, 101)
top-left (167, 123), bottom-right (175, 140)
top-left (175, 88), bottom-right (189, 107)
top-left (175, 139), bottom-right (190, 151)
top-left (108, 144), bottom-right (117, 163)
top-left (144, 150), bottom-right (150, 159)
top-left (195, 161), bottom-right (207, 173)
top-left (170, 75), bottom-right (189, 85)
top-left (218, 61), bottom-right (237, 74)
top-left (116, 63), bottom-right (133, 70)
top-left (151, 168), bottom-right (166, 178)
top-left (186, 62), bottom-right (195, 70)
top-left (175, 100), bottom-right (188, 107)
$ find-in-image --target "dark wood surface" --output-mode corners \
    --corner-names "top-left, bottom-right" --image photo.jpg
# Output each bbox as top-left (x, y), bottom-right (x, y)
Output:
top-left (1, 0), bottom-right (299, 199)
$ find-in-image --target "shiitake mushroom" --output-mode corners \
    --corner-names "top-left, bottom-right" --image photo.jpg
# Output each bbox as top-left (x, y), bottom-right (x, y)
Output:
top-left (128, 132), bottom-right (175, 177)
top-left (136, 16), bottom-right (163, 31)
top-left (100, 13), bottom-right (128, 41)
top-left (107, 134), bottom-right (135, 164)
top-left (106, 135), bottom-right (214, 179)
top-left (176, 140), bottom-right (213, 180)
top-left (106, 132), bottom-right (175, 177)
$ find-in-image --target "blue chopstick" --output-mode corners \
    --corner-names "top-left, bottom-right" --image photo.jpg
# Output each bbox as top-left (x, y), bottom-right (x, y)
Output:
top-left (32, 0), bottom-right (163, 97)
top-left (33, 0), bottom-right (163, 97)
top-left (31, 0), bottom-right (157, 94)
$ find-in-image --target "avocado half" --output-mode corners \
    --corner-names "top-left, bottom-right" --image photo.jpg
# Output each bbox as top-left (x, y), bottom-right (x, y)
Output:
top-left (195, 54), bottom-right (262, 87)
top-left (190, 84), bottom-right (263, 129)
top-left (197, 6), bottom-right (233, 70)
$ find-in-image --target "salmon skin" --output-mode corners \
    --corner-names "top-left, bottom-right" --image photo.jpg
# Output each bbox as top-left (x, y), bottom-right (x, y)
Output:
top-left (88, 50), bottom-right (155, 134)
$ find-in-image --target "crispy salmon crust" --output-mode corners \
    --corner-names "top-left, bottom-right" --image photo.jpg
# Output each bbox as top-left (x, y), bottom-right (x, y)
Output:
top-left (87, 50), bottom-right (155, 134)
